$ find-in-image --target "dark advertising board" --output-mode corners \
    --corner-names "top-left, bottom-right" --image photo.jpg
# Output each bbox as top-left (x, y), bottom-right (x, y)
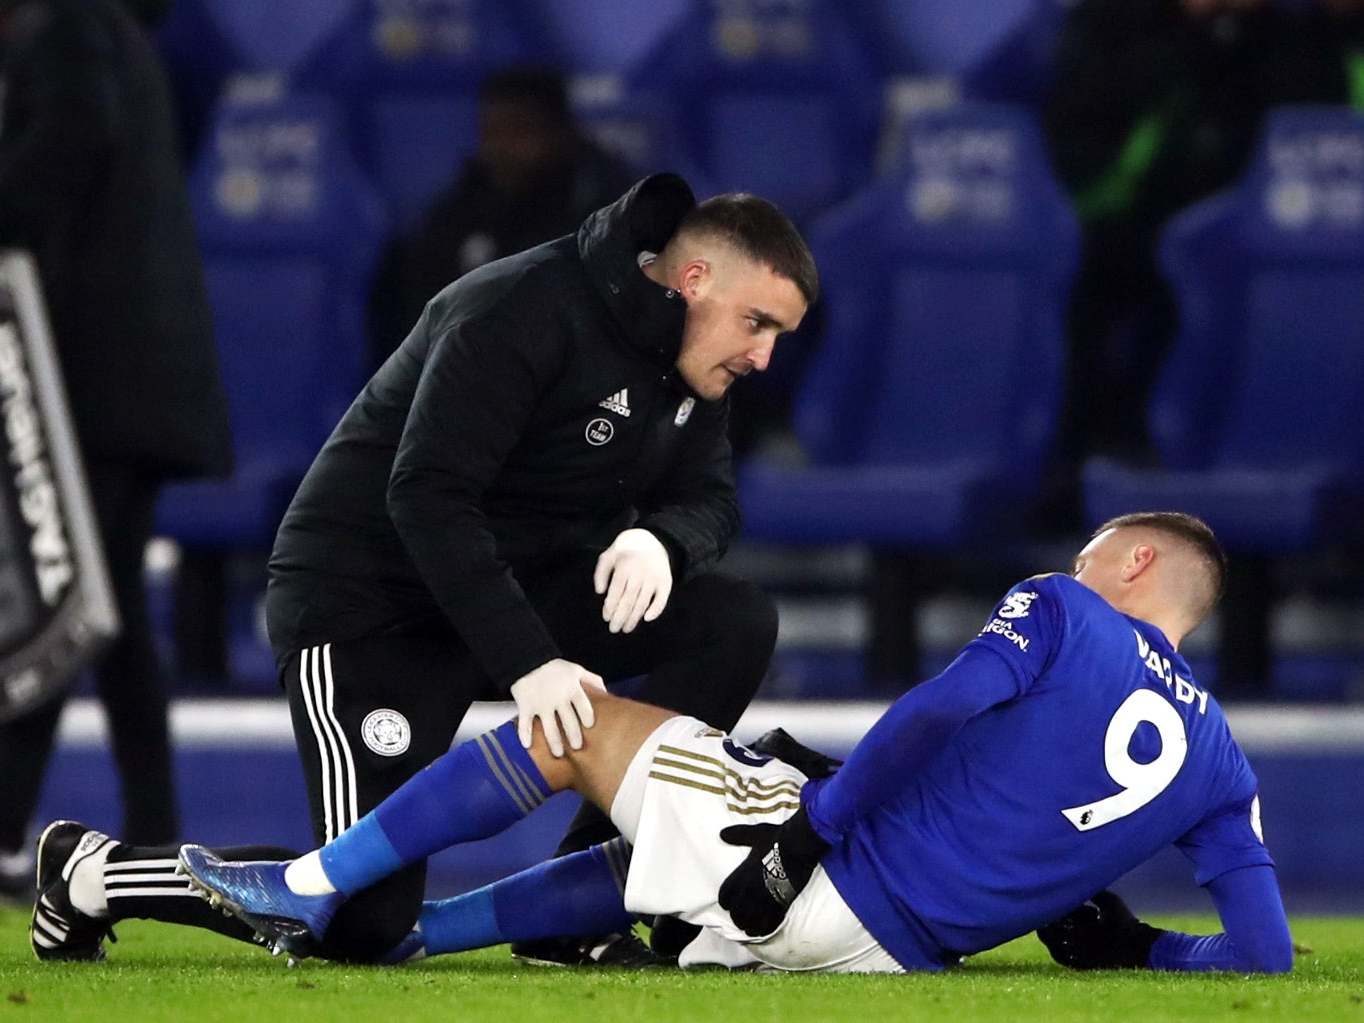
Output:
top-left (0, 251), bottom-right (118, 722)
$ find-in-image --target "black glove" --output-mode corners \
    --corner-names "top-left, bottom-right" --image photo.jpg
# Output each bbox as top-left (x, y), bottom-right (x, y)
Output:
top-left (1037, 890), bottom-right (1167, 970)
top-left (748, 728), bottom-right (843, 780)
top-left (718, 806), bottom-right (829, 937)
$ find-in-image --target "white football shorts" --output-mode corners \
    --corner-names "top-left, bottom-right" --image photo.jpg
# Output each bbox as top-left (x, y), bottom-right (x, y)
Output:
top-left (608, 715), bottom-right (902, 974)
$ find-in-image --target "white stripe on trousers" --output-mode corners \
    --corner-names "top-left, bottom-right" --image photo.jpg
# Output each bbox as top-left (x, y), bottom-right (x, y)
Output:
top-left (105, 886), bottom-right (201, 899)
top-left (322, 644), bottom-right (360, 831)
top-left (104, 858), bottom-right (183, 872)
top-left (106, 873), bottom-right (186, 884)
top-left (298, 644), bottom-right (359, 841)
top-left (298, 647), bottom-right (335, 839)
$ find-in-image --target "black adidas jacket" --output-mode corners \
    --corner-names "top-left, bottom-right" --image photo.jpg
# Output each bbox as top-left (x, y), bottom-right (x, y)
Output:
top-left (266, 175), bottom-right (738, 689)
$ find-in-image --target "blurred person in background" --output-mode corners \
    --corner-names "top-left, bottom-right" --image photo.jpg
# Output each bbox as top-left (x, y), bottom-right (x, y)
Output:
top-left (369, 66), bottom-right (636, 368)
top-left (0, 0), bottom-right (232, 896)
top-left (1043, 0), bottom-right (1364, 499)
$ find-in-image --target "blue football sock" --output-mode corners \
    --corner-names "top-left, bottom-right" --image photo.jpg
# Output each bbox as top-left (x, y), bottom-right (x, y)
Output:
top-left (320, 720), bottom-right (551, 896)
top-left (417, 838), bottom-right (634, 956)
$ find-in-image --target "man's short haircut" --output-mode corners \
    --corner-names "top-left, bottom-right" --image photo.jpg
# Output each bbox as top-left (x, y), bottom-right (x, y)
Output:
top-left (1094, 511), bottom-right (1228, 621)
top-left (675, 194), bottom-right (819, 306)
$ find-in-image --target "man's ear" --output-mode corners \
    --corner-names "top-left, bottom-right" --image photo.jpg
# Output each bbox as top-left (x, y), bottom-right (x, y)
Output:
top-left (678, 258), bottom-right (711, 300)
top-left (1120, 543), bottom-right (1156, 583)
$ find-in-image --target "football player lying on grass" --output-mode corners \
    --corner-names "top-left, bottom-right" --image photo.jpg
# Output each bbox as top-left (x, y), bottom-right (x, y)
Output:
top-left (69, 513), bottom-right (1299, 973)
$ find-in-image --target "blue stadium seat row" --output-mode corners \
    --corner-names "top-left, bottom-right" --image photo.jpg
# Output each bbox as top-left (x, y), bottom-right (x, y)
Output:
top-left (156, 0), bottom-right (1068, 233)
top-left (747, 106), bottom-right (1364, 560)
top-left (740, 103), bottom-right (1078, 546)
top-left (154, 0), bottom-right (1061, 564)
top-left (1085, 107), bottom-right (1364, 554)
top-left (160, 91), bottom-right (1364, 565)
top-left (160, 0), bottom-right (1066, 80)
top-left (149, 2), bottom-right (1364, 694)
top-left (156, 82), bottom-right (387, 551)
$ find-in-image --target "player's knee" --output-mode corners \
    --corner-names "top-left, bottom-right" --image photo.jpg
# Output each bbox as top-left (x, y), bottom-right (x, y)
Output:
top-left (530, 691), bottom-right (663, 790)
top-left (536, 690), bottom-right (633, 777)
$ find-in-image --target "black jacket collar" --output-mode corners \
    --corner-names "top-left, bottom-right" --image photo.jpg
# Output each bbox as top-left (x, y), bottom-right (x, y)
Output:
top-left (578, 174), bottom-right (694, 370)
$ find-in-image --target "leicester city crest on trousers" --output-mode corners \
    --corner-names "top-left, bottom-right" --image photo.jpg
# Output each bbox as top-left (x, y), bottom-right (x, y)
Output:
top-left (361, 708), bottom-right (411, 756)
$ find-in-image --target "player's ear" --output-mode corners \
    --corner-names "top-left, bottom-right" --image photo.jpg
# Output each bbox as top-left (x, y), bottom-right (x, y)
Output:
top-left (1120, 543), bottom-right (1156, 583)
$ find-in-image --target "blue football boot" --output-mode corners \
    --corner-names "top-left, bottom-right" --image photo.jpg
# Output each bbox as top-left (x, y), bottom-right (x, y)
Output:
top-left (176, 845), bottom-right (342, 959)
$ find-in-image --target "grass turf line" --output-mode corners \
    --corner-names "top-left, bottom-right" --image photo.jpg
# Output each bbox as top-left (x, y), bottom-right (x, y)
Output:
top-left (0, 908), bottom-right (1361, 1022)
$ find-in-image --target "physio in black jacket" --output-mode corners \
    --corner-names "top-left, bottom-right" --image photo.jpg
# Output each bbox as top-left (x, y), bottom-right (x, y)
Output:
top-left (275, 173), bottom-right (813, 962)
top-left (33, 174), bottom-right (816, 966)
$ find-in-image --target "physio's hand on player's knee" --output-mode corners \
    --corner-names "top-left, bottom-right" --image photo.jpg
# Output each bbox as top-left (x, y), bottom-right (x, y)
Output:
top-left (510, 658), bottom-right (606, 757)
top-left (594, 528), bottom-right (672, 634)
top-left (1037, 890), bottom-right (1165, 970)
top-left (718, 806), bottom-right (829, 938)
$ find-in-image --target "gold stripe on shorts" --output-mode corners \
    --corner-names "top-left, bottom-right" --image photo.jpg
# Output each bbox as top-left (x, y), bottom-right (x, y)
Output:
top-left (649, 741), bottom-right (803, 816)
top-left (652, 755), bottom-right (802, 796)
top-left (653, 748), bottom-right (802, 795)
top-left (646, 771), bottom-right (727, 798)
top-left (645, 772), bottom-right (801, 815)
top-left (651, 763), bottom-right (803, 806)
top-left (657, 744), bottom-right (724, 766)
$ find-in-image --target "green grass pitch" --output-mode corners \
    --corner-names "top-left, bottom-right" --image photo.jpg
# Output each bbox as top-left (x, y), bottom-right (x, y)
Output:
top-left (1, 908), bottom-right (1361, 1022)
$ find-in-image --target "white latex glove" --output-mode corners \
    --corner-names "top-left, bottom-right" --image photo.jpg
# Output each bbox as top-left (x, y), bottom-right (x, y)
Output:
top-left (594, 528), bottom-right (673, 634)
top-left (510, 658), bottom-right (606, 757)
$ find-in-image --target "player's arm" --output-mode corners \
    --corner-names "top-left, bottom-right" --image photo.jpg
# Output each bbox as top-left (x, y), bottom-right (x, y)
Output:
top-left (720, 579), bottom-right (1064, 937)
top-left (803, 646), bottom-right (1028, 840)
top-left (1038, 868), bottom-right (1291, 973)
top-left (1150, 865), bottom-right (1293, 973)
top-left (1154, 790), bottom-right (1292, 973)
top-left (1041, 792), bottom-right (1292, 973)
top-left (718, 646), bottom-right (1028, 937)
top-left (805, 578), bottom-right (1065, 841)
top-left (720, 580), bottom-right (1063, 937)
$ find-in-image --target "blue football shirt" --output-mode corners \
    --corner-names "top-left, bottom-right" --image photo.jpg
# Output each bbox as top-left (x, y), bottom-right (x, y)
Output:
top-left (812, 574), bottom-right (1274, 969)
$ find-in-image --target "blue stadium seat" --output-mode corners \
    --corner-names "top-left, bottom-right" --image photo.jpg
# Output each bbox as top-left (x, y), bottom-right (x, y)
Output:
top-left (157, 83), bottom-right (387, 550)
top-left (844, 0), bottom-right (1039, 77)
top-left (1083, 107), bottom-right (1364, 554)
top-left (857, 1), bottom-right (1066, 179)
top-left (538, 0), bottom-right (688, 73)
top-left (177, 0), bottom-right (359, 74)
top-left (960, 0), bottom-right (1067, 105)
top-left (628, 0), bottom-right (881, 221)
top-left (740, 104), bottom-right (1078, 545)
top-left (569, 75), bottom-right (713, 194)
top-left (310, 0), bottom-right (549, 231)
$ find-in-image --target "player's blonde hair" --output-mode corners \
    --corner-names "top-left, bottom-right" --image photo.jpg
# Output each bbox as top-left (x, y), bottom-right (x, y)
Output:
top-left (1094, 511), bottom-right (1227, 625)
